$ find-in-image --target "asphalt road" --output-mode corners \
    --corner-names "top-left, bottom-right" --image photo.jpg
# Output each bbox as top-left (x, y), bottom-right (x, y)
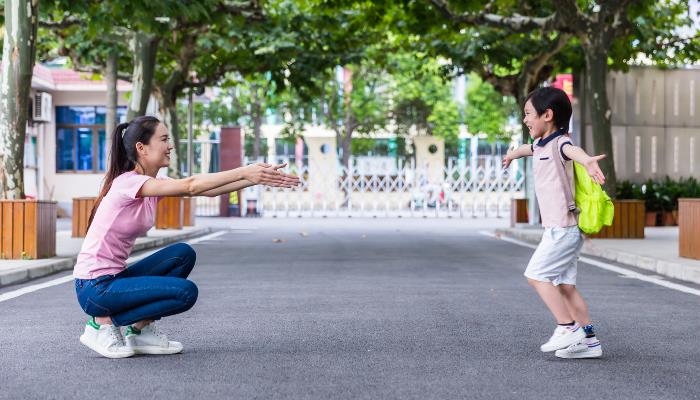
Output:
top-left (1, 218), bottom-right (698, 400)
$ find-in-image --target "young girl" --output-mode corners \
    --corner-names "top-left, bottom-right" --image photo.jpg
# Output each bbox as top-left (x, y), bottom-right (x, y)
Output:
top-left (503, 87), bottom-right (606, 359)
top-left (74, 116), bottom-right (299, 358)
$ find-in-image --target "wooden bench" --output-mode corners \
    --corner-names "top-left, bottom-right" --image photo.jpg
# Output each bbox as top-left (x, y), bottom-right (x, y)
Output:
top-left (182, 197), bottom-right (195, 227)
top-left (511, 198), bottom-right (529, 226)
top-left (589, 200), bottom-right (645, 239)
top-left (679, 199), bottom-right (700, 260)
top-left (0, 200), bottom-right (57, 259)
top-left (155, 196), bottom-right (183, 229)
top-left (72, 197), bottom-right (97, 237)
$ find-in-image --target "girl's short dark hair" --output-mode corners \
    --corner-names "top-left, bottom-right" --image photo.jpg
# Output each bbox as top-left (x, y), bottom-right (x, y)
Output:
top-left (525, 87), bottom-right (572, 132)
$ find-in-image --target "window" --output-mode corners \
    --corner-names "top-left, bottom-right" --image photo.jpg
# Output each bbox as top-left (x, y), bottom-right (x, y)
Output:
top-left (275, 137), bottom-right (308, 158)
top-left (56, 106), bottom-right (126, 172)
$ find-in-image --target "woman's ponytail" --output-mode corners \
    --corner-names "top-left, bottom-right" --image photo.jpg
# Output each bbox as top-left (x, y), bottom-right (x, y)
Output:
top-left (87, 117), bottom-right (160, 229)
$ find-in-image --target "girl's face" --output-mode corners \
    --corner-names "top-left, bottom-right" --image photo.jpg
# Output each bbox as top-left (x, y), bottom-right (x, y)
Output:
top-left (136, 123), bottom-right (173, 169)
top-left (523, 99), bottom-right (555, 139)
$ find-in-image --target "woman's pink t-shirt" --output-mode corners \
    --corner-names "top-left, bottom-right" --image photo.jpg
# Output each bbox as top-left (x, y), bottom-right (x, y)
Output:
top-left (73, 171), bottom-right (165, 279)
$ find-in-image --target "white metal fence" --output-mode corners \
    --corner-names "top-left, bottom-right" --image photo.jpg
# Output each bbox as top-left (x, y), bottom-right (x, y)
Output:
top-left (251, 162), bottom-right (524, 218)
top-left (190, 143), bottom-right (525, 218)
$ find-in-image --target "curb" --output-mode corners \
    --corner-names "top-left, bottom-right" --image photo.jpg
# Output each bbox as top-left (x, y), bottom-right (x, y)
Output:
top-left (0, 227), bottom-right (214, 288)
top-left (494, 228), bottom-right (700, 286)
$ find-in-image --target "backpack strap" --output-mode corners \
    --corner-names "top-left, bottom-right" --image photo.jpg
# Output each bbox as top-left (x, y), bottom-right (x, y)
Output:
top-left (552, 135), bottom-right (580, 215)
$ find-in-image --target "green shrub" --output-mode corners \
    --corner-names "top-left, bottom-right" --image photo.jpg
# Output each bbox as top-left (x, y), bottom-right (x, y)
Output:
top-left (679, 177), bottom-right (700, 199)
top-left (635, 177), bottom-right (700, 212)
top-left (641, 179), bottom-right (669, 212)
top-left (615, 180), bottom-right (642, 200)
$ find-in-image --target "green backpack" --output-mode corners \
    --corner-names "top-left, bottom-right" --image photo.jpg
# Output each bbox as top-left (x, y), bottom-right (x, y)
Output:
top-left (553, 136), bottom-right (614, 234)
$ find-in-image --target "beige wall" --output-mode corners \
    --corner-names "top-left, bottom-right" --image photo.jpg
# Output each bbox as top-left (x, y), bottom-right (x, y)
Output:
top-left (582, 67), bottom-right (700, 181)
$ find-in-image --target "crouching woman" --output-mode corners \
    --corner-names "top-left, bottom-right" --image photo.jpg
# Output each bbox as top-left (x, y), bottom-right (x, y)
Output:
top-left (74, 116), bottom-right (298, 358)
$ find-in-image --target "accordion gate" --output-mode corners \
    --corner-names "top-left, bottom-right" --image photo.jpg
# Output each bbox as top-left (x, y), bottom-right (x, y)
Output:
top-left (254, 162), bottom-right (524, 218)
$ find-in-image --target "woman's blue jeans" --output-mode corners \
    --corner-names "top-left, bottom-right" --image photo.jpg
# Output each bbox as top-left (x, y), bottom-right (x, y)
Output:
top-left (75, 243), bottom-right (198, 327)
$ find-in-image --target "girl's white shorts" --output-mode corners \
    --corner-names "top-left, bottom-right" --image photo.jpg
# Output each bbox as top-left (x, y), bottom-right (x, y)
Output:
top-left (524, 225), bottom-right (583, 286)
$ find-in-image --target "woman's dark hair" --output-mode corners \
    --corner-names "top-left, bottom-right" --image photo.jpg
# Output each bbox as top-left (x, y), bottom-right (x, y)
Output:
top-left (525, 87), bottom-right (572, 133)
top-left (88, 116), bottom-right (161, 228)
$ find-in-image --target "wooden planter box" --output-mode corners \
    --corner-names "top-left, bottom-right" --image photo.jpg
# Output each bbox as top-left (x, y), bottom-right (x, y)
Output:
top-left (0, 200), bottom-right (57, 259)
top-left (511, 198), bottom-right (529, 227)
top-left (589, 200), bottom-right (645, 239)
top-left (182, 197), bottom-right (195, 227)
top-left (679, 199), bottom-right (700, 260)
top-left (155, 196), bottom-right (183, 229)
top-left (72, 197), bottom-right (97, 238)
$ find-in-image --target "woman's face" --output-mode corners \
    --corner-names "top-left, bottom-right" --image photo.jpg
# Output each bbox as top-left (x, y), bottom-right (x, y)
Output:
top-left (523, 100), bottom-right (553, 139)
top-left (137, 123), bottom-right (172, 169)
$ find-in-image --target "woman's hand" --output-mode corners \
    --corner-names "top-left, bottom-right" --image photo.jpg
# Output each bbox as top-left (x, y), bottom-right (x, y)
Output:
top-left (583, 154), bottom-right (606, 185)
top-left (244, 163), bottom-right (300, 188)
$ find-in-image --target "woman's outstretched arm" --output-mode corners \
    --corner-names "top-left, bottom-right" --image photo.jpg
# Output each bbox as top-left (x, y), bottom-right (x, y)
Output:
top-left (199, 164), bottom-right (300, 197)
top-left (138, 163), bottom-right (298, 197)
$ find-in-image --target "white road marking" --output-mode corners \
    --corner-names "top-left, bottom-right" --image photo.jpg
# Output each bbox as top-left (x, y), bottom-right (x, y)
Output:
top-left (0, 230), bottom-right (228, 303)
top-left (480, 230), bottom-right (700, 297)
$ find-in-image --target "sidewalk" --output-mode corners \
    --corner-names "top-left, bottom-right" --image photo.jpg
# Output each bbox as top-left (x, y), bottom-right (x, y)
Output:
top-left (0, 220), bottom-right (213, 287)
top-left (495, 226), bottom-right (700, 285)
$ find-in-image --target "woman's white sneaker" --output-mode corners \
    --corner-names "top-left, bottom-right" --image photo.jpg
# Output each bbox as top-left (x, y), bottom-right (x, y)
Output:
top-left (124, 323), bottom-right (183, 355)
top-left (555, 337), bottom-right (603, 359)
top-left (540, 324), bottom-right (585, 352)
top-left (79, 319), bottom-right (135, 359)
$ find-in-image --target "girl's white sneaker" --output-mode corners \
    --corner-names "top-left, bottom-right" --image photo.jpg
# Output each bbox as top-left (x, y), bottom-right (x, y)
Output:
top-left (540, 324), bottom-right (585, 352)
top-left (555, 337), bottom-right (603, 359)
top-left (124, 323), bottom-right (183, 355)
top-left (79, 319), bottom-right (135, 359)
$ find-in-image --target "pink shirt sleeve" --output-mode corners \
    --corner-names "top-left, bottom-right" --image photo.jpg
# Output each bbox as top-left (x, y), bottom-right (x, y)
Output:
top-left (559, 138), bottom-right (574, 161)
top-left (114, 173), bottom-right (153, 201)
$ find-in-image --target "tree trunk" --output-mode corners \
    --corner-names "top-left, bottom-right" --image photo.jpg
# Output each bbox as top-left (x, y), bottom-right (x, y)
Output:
top-left (252, 111), bottom-right (263, 160)
top-left (251, 85), bottom-right (262, 160)
top-left (0, 0), bottom-right (38, 199)
top-left (341, 67), bottom-right (354, 170)
top-left (104, 48), bottom-right (118, 162)
top-left (157, 90), bottom-right (182, 178)
top-left (341, 127), bottom-right (352, 170)
top-left (583, 43), bottom-right (617, 195)
top-left (340, 127), bottom-right (353, 208)
top-left (153, 34), bottom-right (196, 177)
top-left (516, 74), bottom-right (543, 226)
top-left (127, 32), bottom-right (158, 120)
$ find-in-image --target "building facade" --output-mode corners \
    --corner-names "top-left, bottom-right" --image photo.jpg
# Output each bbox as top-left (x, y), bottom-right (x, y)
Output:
top-left (25, 64), bottom-right (133, 215)
top-left (577, 66), bottom-right (700, 182)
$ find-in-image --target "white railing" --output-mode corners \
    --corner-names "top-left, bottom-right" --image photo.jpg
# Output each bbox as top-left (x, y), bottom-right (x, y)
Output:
top-left (252, 162), bottom-right (524, 218)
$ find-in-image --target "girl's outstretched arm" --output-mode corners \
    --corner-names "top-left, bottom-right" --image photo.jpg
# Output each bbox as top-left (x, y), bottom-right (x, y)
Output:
top-left (503, 144), bottom-right (534, 168)
top-left (562, 145), bottom-right (606, 185)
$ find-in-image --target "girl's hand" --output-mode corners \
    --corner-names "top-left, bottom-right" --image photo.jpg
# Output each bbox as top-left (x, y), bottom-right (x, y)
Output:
top-left (584, 154), bottom-right (606, 185)
top-left (502, 150), bottom-right (514, 169)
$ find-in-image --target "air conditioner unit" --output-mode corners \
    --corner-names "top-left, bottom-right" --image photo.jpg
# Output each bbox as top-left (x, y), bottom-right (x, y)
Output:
top-left (33, 92), bottom-right (52, 122)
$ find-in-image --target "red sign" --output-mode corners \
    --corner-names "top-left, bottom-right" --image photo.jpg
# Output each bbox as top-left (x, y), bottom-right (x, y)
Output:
top-left (552, 74), bottom-right (574, 100)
